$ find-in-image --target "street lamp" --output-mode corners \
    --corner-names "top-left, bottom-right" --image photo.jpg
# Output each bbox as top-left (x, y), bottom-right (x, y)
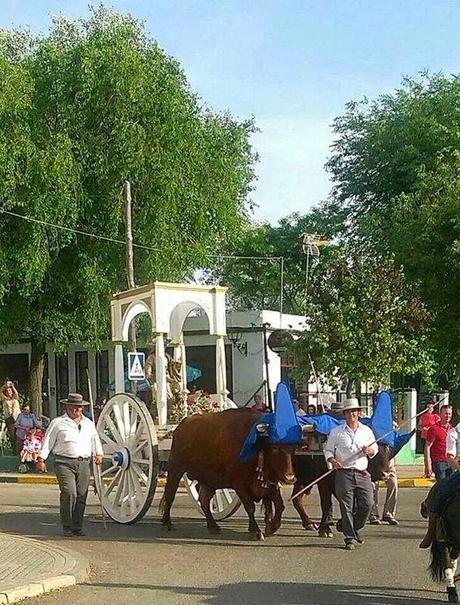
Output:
top-left (301, 233), bottom-right (330, 294)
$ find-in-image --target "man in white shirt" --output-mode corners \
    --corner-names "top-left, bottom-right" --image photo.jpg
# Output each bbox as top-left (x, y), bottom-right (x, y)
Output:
top-left (324, 398), bottom-right (378, 551)
top-left (37, 393), bottom-right (103, 537)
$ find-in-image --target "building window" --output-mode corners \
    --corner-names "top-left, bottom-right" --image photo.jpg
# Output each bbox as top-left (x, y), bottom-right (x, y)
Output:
top-left (55, 353), bottom-right (69, 405)
top-left (96, 350), bottom-right (109, 398)
top-left (0, 354), bottom-right (29, 395)
top-left (75, 351), bottom-right (90, 401)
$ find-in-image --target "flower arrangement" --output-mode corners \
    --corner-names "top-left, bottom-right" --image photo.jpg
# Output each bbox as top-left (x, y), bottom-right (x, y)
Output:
top-left (167, 390), bottom-right (220, 424)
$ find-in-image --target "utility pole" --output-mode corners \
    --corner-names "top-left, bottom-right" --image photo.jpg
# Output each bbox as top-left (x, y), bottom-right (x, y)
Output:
top-left (124, 180), bottom-right (137, 393)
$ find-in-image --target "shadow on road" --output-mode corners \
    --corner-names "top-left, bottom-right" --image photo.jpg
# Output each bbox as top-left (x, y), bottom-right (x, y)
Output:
top-left (0, 510), bottom-right (427, 550)
top-left (83, 580), bottom-right (443, 604)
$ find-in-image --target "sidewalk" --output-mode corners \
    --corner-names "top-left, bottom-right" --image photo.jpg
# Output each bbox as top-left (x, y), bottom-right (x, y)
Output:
top-left (0, 533), bottom-right (89, 604)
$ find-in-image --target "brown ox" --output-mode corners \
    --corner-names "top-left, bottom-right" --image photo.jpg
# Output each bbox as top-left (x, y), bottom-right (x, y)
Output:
top-left (160, 408), bottom-right (297, 540)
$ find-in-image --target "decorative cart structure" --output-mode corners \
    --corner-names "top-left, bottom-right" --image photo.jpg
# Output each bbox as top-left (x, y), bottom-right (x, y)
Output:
top-left (93, 282), bottom-right (242, 524)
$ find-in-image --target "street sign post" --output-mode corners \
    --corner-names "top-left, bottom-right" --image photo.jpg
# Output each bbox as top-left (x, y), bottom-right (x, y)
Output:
top-left (128, 351), bottom-right (145, 381)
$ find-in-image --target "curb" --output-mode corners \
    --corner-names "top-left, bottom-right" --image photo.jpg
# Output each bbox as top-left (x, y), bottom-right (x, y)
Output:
top-left (0, 473), bottom-right (431, 488)
top-left (0, 535), bottom-right (89, 604)
top-left (0, 473), bottom-right (167, 488)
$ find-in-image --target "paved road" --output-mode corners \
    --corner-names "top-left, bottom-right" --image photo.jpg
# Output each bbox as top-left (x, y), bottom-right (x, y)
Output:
top-left (0, 483), bottom-right (445, 605)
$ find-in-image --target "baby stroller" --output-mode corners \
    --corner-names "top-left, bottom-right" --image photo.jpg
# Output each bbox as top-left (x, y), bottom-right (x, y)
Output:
top-left (18, 427), bottom-right (46, 473)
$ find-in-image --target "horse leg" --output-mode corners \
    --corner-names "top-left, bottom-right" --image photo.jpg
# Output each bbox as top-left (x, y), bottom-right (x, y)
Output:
top-left (292, 484), bottom-right (318, 531)
top-left (265, 488), bottom-right (285, 536)
top-left (159, 467), bottom-right (183, 530)
top-left (197, 484), bottom-right (221, 534)
top-left (318, 480), bottom-right (334, 538)
top-left (446, 551), bottom-right (459, 603)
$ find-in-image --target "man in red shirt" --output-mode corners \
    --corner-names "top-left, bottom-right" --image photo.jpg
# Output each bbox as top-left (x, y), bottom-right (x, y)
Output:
top-left (418, 400), bottom-right (440, 440)
top-left (424, 404), bottom-right (453, 482)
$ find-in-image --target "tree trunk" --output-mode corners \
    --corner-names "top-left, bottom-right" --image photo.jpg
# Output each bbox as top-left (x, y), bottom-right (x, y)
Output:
top-left (30, 340), bottom-right (46, 417)
top-left (345, 378), bottom-right (354, 398)
top-left (355, 378), bottom-right (362, 406)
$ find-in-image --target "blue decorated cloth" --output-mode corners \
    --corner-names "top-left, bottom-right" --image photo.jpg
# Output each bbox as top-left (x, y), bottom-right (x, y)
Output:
top-left (239, 386), bottom-right (413, 461)
top-left (240, 383), bottom-right (302, 461)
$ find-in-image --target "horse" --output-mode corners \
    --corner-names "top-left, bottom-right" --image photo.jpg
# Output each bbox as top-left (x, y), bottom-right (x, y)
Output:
top-left (427, 488), bottom-right (460, 603)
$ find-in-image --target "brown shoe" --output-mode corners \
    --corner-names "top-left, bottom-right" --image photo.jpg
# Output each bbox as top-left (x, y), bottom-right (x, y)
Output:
top-left (419, 516), bottom-right (437, 549)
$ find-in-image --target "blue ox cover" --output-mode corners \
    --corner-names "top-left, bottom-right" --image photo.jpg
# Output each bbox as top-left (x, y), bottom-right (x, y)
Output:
top-left (240, 383), bottom-right (302, 462)
top-left (240, 388), bottom-right (413, 462)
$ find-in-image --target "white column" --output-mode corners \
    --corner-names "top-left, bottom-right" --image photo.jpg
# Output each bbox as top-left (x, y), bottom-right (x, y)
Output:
top-left (180, 341), bottom-right (188, 394)
top-left (404, 388), bottom-right (417, 459)
top-left (114, 343), bottom-right (124, 393)
top-left (155, 333), bottom-right (168, 426)
top-left (215, 335), bottom-right (228, 410)
top-left (173, 340), bottom-right (189, 415)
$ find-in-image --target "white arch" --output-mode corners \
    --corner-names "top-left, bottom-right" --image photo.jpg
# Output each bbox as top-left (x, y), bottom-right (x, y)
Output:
top-left (111, 282), bottom-right (229, 425)
top-left (121, 300), bottom-right (152, 341)
top-left (169, 300), bottom-right (211, 343)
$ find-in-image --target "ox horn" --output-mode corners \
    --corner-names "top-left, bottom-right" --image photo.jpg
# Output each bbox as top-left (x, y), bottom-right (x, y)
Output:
top-left (256, 423), bottom-right (269, 434)
top-left (301, 423), bottom-right (315, 434)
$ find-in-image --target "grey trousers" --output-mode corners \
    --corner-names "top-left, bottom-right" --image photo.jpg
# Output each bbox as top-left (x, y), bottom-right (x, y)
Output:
top-left (370, 467), bottom-right (398, 521)
top-left (335, 468), bottom-right (374, 544)
top-left (54, 458), bottom-right (91, 530)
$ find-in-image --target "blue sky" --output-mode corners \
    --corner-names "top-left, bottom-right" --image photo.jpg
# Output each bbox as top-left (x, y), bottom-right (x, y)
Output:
top-left (1, 1), bottom-right (460, 223)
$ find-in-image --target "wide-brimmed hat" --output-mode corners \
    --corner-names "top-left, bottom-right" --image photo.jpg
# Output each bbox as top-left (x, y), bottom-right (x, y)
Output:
top-left (60, 393), bottom-right (90, 406)
top-left (331, 401), bottom-right (344, 411)
top-left (341, 398), bottom-right (361, 412)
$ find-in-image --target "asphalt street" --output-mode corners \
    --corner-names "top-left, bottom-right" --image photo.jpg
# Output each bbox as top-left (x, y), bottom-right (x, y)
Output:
top-left (0, 483), bottom-right (446, 605)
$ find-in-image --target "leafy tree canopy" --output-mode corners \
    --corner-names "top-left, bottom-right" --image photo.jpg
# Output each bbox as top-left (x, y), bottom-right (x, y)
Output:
top-left (326, 72), bottom-right (460, 385)
top-left (219, 203), bottom-right (346, 313)
top-left (327, 73), bottom-right (460, 221)
top-left (292, 245), bottom-right (434, 391)
top-left (0, 6), bottom-right (256, 409)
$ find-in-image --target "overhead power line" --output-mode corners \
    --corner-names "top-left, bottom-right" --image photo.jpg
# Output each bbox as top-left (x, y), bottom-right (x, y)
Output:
top-left (1, 206), bottom-right (286, 319)
top-left (0, 207), bottom-right (283, 261)
top-left (0, 208), bottom-right (158, 251)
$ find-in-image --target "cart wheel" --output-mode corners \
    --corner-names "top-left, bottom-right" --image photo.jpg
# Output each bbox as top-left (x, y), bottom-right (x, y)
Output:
top-left (183, 475), bottom-right (241, 520)
top-left (94, 393), bottom-right (159, 524)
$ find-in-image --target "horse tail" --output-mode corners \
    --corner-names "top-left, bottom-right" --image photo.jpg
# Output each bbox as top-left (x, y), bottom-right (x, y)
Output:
top-left (429, 541), bottom-right (449, 582)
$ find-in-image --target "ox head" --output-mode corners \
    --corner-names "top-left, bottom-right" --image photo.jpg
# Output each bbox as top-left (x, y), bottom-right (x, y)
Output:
top-left (256, 422), bottom-right (297, 485)
top-left (368, 443), bottom-right (393, 482)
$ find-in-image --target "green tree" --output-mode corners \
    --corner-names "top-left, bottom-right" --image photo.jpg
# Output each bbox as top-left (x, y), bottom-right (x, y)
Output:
top-left (0, 7), bottom-right (256, 413)
top-left (327, 73), bottom-right (460, 220)
top-left (325, 73), bottom-right (460, 384)
top-left (219, 203), bottom-right (346, 313)
top-left (292, 245), bottom-right (434, 393)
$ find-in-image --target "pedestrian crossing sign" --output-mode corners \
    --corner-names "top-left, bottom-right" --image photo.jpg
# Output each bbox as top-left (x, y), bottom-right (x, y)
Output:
top-left (128, 352), bottom-right (145, 380)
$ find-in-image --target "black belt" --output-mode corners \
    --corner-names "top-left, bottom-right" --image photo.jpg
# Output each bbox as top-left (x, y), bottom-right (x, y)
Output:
top-left (337, 468), bottom-right (369, 475)
top-left (55, 455), bottom-right (90, 462)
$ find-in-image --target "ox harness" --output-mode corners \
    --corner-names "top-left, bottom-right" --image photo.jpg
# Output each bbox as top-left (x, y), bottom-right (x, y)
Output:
top-left (240, 387), bottom-right (413, 479)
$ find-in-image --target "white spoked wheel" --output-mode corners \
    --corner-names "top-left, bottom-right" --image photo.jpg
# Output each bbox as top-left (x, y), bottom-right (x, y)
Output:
top-left (183, 475), bottom-right (241, 521)
top-left (94, 393), bottom-right (158, 524)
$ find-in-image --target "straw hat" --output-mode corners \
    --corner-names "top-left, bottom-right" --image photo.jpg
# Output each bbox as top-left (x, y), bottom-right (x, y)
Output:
top-left (59, 393), bottom-right (90, 406)
top-left (341, 398), bottom-right (361, 412)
